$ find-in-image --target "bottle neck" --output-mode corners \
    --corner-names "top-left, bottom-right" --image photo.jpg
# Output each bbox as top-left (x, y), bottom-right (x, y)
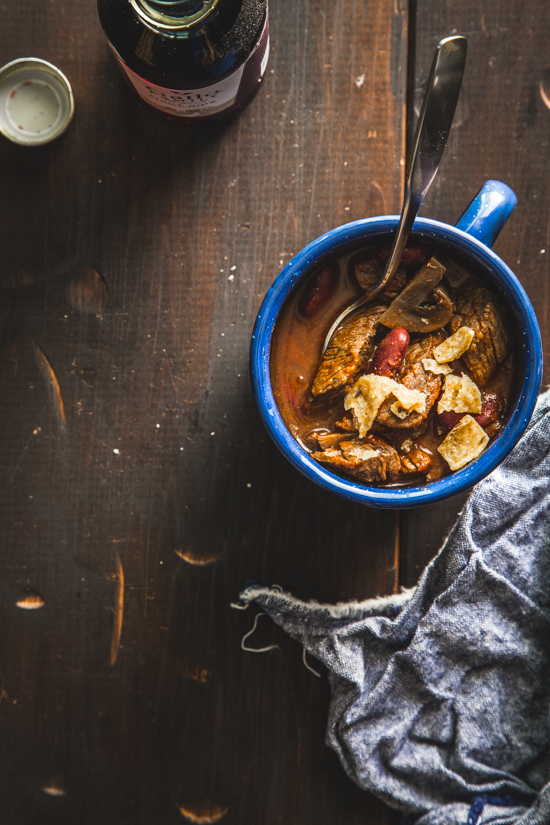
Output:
top-left (130, 0), bottom-right (220, 32)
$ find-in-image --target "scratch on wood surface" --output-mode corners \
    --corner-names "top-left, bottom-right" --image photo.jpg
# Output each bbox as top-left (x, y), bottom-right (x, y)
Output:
top-left (41, 778), bottom-right (67, 797)
top-left (176, 546), bottom-right (225, 565)
top-left (182, 665), bottom-right (211, 683)
top-left (110, 553), bottom-right (124, 666)
top-left (161, 359), bottom-right (179, 400)
top-left (35, 346), bottom-right (66, 429)
top-left (540, 79), bottom-right (550, 111)
top-left (16, 590), bottom-right (45, 609)
top-left (393, 510), bottom-right (400, 594)
top-left (364, 181), bottom-right (387, 218)
top-left (66, 265), bottom-right (108, 316)
top-left (178, 804), bottom-right (228, 823)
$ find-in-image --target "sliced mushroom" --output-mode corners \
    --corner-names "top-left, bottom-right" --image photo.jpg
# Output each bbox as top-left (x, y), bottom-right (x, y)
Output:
top-left (378, 256), bottom-right (454, 332)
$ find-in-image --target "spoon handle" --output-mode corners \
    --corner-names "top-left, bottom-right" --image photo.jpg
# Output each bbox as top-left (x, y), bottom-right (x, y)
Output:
top-left (322, 35), bottom-right (467, 353)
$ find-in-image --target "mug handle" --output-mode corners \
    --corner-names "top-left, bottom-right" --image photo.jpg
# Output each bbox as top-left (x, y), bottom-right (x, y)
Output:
top-left (455, 179), bottom-right (517, 248)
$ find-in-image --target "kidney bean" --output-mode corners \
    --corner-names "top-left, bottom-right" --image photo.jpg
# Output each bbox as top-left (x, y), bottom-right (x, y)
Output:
top-left (377, 243), bottom-right (429, 267)
top-left (370, 328), bottom-right (410, 378)
top-left (438, 410), bottom-right (463, 430)
top-left (438, 392), bottom-right (503, 430)
top-left (298, 266), bottom-right (337, 318)
top-left (475, 393), bottom-right (502, 428)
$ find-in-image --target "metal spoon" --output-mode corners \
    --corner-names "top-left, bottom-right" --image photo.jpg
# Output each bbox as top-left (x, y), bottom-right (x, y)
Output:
top-left (322, 34), bottom-right (467, 353)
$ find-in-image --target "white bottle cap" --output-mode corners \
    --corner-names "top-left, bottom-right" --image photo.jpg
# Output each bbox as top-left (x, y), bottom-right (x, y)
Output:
top-left (0, 58), bottom-right (74, 146)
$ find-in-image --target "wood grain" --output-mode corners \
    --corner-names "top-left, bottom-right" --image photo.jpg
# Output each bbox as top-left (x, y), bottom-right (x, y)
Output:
top-left (3, 0), bottom-right (548, 821)
top-left (401, 0), bottom-right (550, 583)
top-left (0, 0), bottom-right (407, 822)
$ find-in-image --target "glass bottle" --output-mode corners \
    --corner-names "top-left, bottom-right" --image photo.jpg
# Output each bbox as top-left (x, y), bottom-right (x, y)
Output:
top-left (97, 0), bottom-right (269, 121)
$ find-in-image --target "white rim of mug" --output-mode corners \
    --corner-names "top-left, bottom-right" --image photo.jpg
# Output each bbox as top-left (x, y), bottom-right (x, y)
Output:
top-left (0, 58), bottom-right (74, 147)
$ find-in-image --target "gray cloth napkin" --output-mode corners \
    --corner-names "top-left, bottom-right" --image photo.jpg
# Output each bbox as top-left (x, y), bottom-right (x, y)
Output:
top-left (238, 389), bottom-right (550, 824)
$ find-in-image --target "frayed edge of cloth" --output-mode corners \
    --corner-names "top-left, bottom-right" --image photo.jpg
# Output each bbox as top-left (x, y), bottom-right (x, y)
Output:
top-left (235, 584), bottom-right (416, 618)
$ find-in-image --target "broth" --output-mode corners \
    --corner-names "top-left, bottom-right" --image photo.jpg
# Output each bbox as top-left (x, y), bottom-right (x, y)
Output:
top-left (270, 241), bottom-right (515, 487)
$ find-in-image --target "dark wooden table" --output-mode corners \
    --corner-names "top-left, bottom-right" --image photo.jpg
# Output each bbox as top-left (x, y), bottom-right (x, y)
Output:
top-left (0, 1), bottom-right (548, 823)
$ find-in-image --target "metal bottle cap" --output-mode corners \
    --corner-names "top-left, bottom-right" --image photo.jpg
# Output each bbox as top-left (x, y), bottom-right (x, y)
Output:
top-left (0, 58), bottom-right (74, 146)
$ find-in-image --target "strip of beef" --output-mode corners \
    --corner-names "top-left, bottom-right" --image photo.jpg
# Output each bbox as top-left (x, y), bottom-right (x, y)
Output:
top-left (354, 257), bottom-right (408, 300)
top-left (450, 282), bottom-right (511, 387)
top-left (311, 435), bottom-right (401, 484)
top-left (401, 443), bottom-right (434, 475)
top-left (334, 414), bottom-right (358, 432)
top-left (375, 331), bottom-right (446, 428)
top-left (311, 305), bottom-right (386, 402)
top-left (316, 431), bottom-right (355, 450)
top-left (401, 437), bottom-right (448, 482)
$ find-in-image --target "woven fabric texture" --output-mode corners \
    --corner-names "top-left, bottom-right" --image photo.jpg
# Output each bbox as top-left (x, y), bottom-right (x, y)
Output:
top-left (238, 390), bottom-right (550, 824)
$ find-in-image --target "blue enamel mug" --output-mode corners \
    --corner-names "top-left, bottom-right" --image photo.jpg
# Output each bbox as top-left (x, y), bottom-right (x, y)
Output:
top-left (250, 180), bottom-right (543, 508)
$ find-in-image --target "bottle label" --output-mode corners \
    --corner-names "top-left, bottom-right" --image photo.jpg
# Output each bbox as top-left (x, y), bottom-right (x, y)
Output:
top-left (113, 12), bottom-right (269, 117)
